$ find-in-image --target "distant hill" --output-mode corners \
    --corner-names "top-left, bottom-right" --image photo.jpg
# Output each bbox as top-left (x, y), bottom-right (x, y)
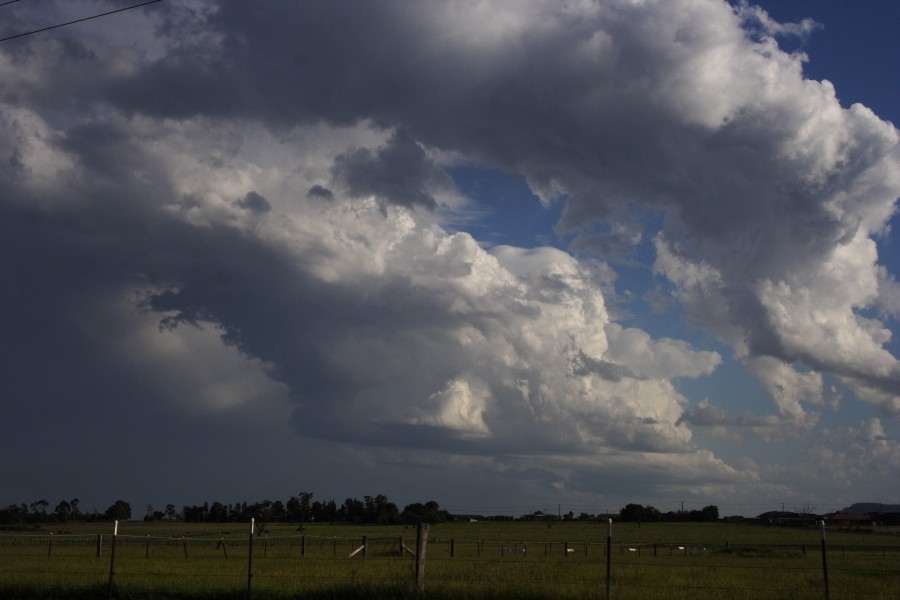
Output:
top-left (839, 503), bottom-right (900, 515)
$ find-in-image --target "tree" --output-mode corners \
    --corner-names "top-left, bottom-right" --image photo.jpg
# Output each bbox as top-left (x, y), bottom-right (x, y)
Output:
top-left (310, 499), bottom-right (337, 523)
top-left (105, 500), bottom-right (132, 521)
top-left (701, 505), bottom-right (719, 522)
top-left (287, 492), bottom-right (314, 524)
top-left (619, 503), bottom-right (661, 523)
top-left (401, 501), bottom-right (452, 524)
top-left (54, 500), bottom-right (72, 522)
top-left (208, 502), bottom-right (228, 523)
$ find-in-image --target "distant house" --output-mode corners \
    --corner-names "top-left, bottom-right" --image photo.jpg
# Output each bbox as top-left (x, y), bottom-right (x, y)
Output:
top-left (757, 511), bottom-right (820, 527)
top-left (828, 512), bottom-right (873, 526)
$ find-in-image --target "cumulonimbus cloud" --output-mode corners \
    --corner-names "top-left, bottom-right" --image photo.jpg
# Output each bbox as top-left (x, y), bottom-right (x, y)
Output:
top-left (1, 0), bottom-right (897, 504)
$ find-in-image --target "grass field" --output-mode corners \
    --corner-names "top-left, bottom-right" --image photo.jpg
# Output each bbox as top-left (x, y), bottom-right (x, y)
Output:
top-left (1, 520), bottom-right (898, 599)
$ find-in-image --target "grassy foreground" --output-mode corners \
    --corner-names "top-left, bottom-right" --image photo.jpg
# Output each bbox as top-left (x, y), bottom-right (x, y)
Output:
top-left (1, 521), bottom-right (898, 599)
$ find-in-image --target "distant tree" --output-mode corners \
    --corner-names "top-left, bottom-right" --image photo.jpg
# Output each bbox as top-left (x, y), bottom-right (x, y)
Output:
top-left (619, 504), bottom-right (661, 523)
top-left (310, 499), bottom-right (337, 523)
top-left (364, 494), bottom-right (399, 524)
top-left (271, 500), bottom-right (286, 522)
top-left (55, 500), bottom-right (72, 522)
top-left (105, 500), bottom-right (132, 521)
top-left (401, 500), bottom-right (451, 524)
top-left (287, 492), bottom-right (314, 524)
top-left (143, 504), bottom-right (165, 522)
top-left (208, 502), bottom-right (228, 523)
top-left (0, 504), bottom-right (26, 525)
top-left (30, 499), bottom-right (49, 515)
top-left (687, 505), bottom-right (719, 522)
top-left (339, 497), bottom-right (366, 523)
top-left (182, 504), bottom-right (206, 523)
top-left (165, 504), bottom-right (176, 520)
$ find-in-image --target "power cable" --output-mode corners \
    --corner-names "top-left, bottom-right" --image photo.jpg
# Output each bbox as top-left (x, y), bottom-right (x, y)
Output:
top-left (0, 0), bottom-right (163, 42)
top-left (0, 1), bottom-right (26, 7)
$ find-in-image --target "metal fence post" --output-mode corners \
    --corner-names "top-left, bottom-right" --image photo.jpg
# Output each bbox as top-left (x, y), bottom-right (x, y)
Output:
top-left (819, 520), bottom-right (829, 600)
top-left (107, 521), bottom-right (118, 600)
top-left (247, 518), bottom-right (254, 600)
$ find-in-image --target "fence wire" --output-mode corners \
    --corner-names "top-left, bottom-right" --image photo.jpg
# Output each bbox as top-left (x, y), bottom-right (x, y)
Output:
top-left (0, 530), bottom-right (898, 599)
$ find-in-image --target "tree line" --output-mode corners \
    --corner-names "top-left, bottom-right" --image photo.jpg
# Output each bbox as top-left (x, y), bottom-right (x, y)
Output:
top-left (1, 495), bottom-right (719, 526)
top-left (0, 498), bottom-right (133, 524)
top-left (0, 493), bottom-right (452, 526)
top-left (618, 503), bottom-right (719, 522)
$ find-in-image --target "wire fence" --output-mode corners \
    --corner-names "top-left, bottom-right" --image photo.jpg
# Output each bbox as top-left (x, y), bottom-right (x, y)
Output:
top-left (1, 521), bottom-right (898, 599)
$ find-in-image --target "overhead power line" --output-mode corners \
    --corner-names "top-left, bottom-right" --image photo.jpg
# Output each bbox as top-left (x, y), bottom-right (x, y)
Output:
top-left (0, 0), bottom-right (163, 43)
top-left (0, 1), bottom-right (26, 7)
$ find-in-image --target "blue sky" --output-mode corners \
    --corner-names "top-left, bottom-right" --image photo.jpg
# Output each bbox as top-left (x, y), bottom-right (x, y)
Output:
top-left (0, 0), bottom-right (897, 519)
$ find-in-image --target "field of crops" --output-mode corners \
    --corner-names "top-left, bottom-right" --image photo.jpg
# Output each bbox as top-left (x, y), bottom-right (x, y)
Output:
top-left (1, 520), bottom-right (898, 599)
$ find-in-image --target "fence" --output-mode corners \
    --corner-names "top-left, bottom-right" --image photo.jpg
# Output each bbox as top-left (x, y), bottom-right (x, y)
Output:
top-left (1, 520), bottom-right (899, 599)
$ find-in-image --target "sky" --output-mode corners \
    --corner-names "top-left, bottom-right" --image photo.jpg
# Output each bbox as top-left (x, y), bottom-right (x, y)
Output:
top-left (0, 0), bottom-right (898, 519)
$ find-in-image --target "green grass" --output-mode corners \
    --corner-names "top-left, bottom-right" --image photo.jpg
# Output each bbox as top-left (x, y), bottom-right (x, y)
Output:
top-left (1, 521), bottom-right (898, 599)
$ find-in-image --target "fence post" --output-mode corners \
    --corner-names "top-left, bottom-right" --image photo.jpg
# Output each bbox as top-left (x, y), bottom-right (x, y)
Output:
top-left (363, 536), bottom-right (368, 558)
top-left (48, 532), bottom-right (52, 557)
top-left (145, 534), bottom-right (150, 558)
top-left (107, 521), bottom-right (118, 600)
top-left (247, 518), bottom-right (255, 600)
top-left (819, 520), bottom-right (829, 600)
top-left (301, 535), bottom-right (306, 558)
top-left (450, 538), bottom-right (455, 558)
top-left (606, 519), bottom-right (612, 600)
top-left (97, 534), bottom-right (102, 558)
top-left (415, 522), bottom-right (429, 592)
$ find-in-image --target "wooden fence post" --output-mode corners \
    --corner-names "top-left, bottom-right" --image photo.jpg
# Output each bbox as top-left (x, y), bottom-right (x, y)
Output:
top-left (415, 522), bottom-right (429, 592)
top-left (606, 519), bottom-right (612, 600)
top-left (96, 534), bottom-right (102, 558)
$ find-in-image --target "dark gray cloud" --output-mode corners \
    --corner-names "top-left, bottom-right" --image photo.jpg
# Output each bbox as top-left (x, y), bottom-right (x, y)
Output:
top-left (331, 129), bottom-right (452, 209)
